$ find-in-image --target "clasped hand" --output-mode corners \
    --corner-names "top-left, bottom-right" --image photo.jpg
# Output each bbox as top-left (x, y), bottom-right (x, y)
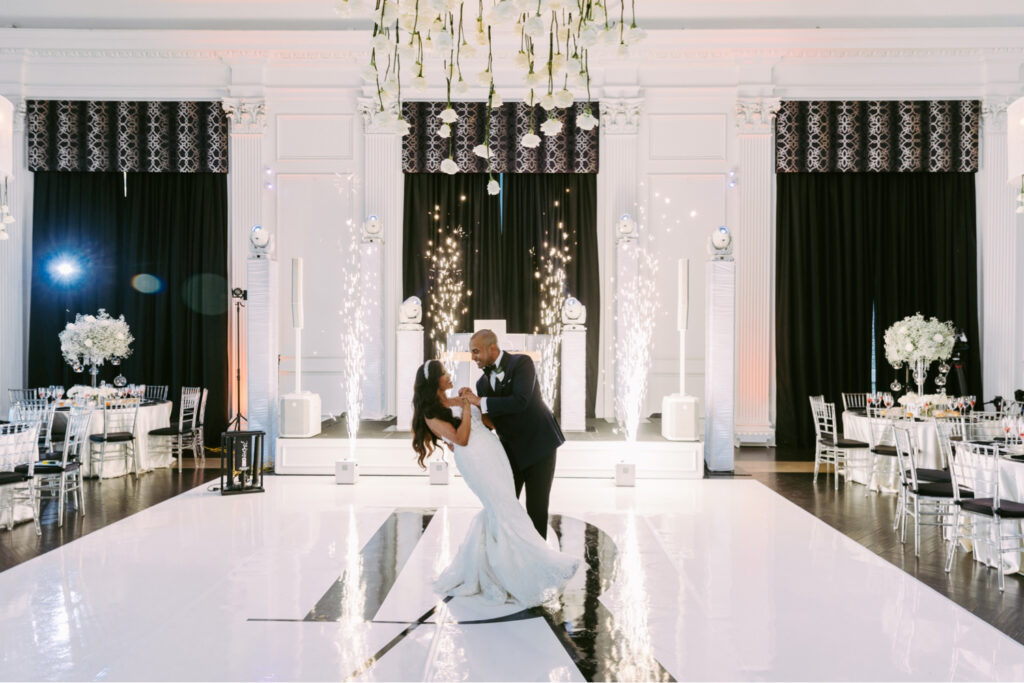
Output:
top-left (458, 387), bottom-right (482, 406)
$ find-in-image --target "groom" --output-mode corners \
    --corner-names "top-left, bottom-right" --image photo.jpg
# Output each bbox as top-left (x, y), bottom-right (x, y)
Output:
top-left (460, 329), bottom-right (565, 539)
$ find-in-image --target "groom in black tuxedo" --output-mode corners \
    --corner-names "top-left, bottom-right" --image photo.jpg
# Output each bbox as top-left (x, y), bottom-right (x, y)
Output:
top-left (460, 329), bottom-right (565, 539)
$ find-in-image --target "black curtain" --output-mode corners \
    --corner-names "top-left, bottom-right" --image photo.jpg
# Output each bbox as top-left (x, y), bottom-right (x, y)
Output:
top-left (402, 172), bottom-right (600, 418)
top-left (29, 171), bottom-right (229, 439)
top-left (402, 173), bottom-right (504, 361)
top-left (503, 173), bottom-right (600, 417)
top-left (776, 172), bottom-right (982, 450)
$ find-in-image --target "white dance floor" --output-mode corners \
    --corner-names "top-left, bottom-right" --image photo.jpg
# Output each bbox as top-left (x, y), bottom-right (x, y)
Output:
top-left (2, 476), bottom-right (1024, 681)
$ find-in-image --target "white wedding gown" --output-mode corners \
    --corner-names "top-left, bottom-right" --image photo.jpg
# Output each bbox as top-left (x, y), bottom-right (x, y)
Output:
top-left (434, 405), bottom-right (580, 607)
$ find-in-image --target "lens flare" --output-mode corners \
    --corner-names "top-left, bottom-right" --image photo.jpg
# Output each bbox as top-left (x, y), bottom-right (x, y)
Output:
top-left (131, 273), bottom-right (164, 294)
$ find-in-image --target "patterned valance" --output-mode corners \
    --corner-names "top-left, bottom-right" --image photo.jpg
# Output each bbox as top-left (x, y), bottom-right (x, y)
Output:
top-left (27, 100), bottom-right (228, 173)
top-left (775, 100), bottom-right (980, 173)
top-left (402, 101), bottom-right (599, 174)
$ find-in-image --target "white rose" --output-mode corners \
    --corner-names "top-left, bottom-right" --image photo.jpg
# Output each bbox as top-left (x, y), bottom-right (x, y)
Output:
top-left (438, 108), bottom-right (458, 124)
top-left (524, 15), bottom-right (546, 39)
top-left (492, 1), bottom-right (517, 22)
top-left (540, 93), bottom-right (556, 111)
top-left (473, 144), bottom-right (493, 159)
top-left (514, 51), bottom-right (530, 69)
top-left (84, 339), bottom-right (94, 347)
top-left (933, 334), bottom-right (943, 343)
top-left (437, 123), bottom-right (451, 139)
top-left (487, 179), bottom-right (501, 195)
top-left (452, 78), bottom-right (470, 96)
top-left (371, 33), bottom-right (391, 53)
top-left (905, 342), bottom-right (914, 351)
top-left (411, 76), bottom-right (428, 92)
top-left (577, 111), bottom-right (599, 131)
top-left (540, 118), bottom-right (563, 136)
top-left (476, 69), bottom-right (492, 87)
top-left (440, 158), bottom-right (459, 175)
top-left (553, 89), bottom-right (574, 108)
top-left (490, 91), bottom-right (504, 108)
top-left (435, 30), bottom-right (453, 51)
top-left (521, 132), bottom-right (542, 148)
top-left (526, 71), bottom-right (546, 88)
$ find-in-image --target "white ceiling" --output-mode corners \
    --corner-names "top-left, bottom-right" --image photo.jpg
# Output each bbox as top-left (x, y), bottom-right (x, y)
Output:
top-left (1, 0), bottom-right (1023, 31)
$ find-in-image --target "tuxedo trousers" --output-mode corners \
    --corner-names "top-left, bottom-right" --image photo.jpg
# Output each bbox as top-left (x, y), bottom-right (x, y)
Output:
top-left (511, 448), bottom-right (558, 540)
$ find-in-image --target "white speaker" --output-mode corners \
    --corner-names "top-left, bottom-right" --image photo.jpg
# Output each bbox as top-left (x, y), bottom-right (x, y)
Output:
top-left (615, 462), bottom-right (636, 487)
top-left (335, 460), bottom-right (359, 484)
top-left (662, 257), bottom-right (700, 441)
top-left (291, 257), bottom-right (304, 330)
top-left (429, 460), bottom-right (450, 485)
top-left (677, 258), bottom-right (689, 332)
top-left (279, 392), bottom-right (321, 438)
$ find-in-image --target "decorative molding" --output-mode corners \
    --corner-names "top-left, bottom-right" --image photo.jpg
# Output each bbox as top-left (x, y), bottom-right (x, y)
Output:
top-left (13, 99), bottom-right (26, 133)
top-left (600, 98), bottom-right (644, 135)
top-left (981, 96), bottom-right (1013, 128)
top-left (222, 97), bottom-right (266, 133)
top-left (357, 96), bottom-right (400, 135)
top-left (735, 97), bottom-right (780, 133)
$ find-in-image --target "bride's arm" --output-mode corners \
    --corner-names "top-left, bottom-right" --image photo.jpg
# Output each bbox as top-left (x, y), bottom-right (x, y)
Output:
top-left (426, 398), bottom-right (472, 447)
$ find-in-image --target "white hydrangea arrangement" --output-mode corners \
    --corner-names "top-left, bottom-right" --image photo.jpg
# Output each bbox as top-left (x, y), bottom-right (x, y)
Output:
top-left (883, 313), bottom-right (955, 367)
top-left (58, 309), bottom-right (134, 369)
top-left (66, 385), bottom-right (118, 401)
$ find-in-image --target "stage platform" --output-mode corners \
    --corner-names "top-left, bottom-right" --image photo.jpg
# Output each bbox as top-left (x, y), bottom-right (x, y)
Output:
top-left (275, 416), bottom-right (704, 479)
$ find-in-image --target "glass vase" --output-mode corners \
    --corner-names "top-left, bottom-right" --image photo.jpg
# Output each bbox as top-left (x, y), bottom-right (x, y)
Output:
top-left (912, 358), bottom-right (929, 396)
top-left (89, 364), bottom-right (99, 388)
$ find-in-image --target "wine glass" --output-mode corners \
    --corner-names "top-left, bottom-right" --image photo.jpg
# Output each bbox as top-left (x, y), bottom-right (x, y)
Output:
top-left (883, 393), bottom-right (894, 409)
top-left (968, 395), bottom-right (976, 412)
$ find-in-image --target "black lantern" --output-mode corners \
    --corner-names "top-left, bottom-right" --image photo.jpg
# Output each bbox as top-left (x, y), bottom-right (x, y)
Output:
top-left (220, 430), bottom-right (265, 495)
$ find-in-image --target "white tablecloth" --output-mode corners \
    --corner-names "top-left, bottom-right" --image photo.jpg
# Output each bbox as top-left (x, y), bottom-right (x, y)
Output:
top-left (951, 443), bottom-right (1024, 575)
top-left (7, 401), bottom-right (173, 478)
top-left (840, 412), bottom-right (943, 491)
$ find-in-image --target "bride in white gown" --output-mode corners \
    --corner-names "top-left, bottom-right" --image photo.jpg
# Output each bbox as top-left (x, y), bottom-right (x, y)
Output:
top-left (411, 360), bottom-right (580, 607)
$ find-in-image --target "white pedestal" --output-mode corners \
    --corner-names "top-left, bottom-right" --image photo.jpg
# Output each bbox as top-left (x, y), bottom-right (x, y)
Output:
top-left (705, 260), bottom-right (736, 472)
top-left (615, 462), bottom-right (636, 487)
top-left (428, 460), bottom-right (449, 485)
top-left (560, 327), bottom-right (587, 431)
top-left (247, 257), bottom-right (279, 464)
top-left (335, 460), bottom-right (359, 484)
top-left (662, 394), bottom-right (699, 441)
top-left (396, 328), bottom-right (423, 431)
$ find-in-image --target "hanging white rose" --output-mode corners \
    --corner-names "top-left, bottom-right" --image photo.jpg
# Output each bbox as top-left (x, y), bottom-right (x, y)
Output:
top-left (476, 69), bottom-right (492, 86)
top-left (540, 93), bottom-right (556, 111)
top-left (360, 64), bottom-right (378, 83)
top-left (624, 26), bottom-right (648, 44)
top-left (487, 179), bottom-right (501, 195)
top-left (436, 29), bottom-right (453, 50)
top-left (526, 71), bottom-right (546, 88)
top-left (492, 1), bottom-right (517, 22)
top-left (514, 51), bottom-right (530, 69)
top-left (393, 117), bottom-right (411, 136)
top-left (411, 75), bottom-right (429, 92)
top-left (438, 108), bottom-right (459, 124)
top-left (540, 118), bottom-right (563, 136)
top-left (379, 2), bottom-right (398, 23)
top-left (521, 132), bottom-right (542, 148)
top-left (371, 33), bottom-right (391, 53)
top-left (524, 15), bottom-right (546, 39)
top-left (453, 78), bottom-right (470, 95)
top-left (490, 91), bottom-right (504, 108)
top-left (440, 158), bottom-right (459, 174)
top-left (473, 144), bottom-right (493, 159)
top-left (577, 110), bottom-right (599, 131)
top-left (553, 89), bottom-right (574, 108)
top-left (437, 123), bottom-right (452, 139)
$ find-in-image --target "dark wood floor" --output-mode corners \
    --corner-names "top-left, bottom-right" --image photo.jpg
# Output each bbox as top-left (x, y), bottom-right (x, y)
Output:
top-left (753, 465), bottom-right (1024, 646)
top-left (0, 467), bottom-right (221, 573)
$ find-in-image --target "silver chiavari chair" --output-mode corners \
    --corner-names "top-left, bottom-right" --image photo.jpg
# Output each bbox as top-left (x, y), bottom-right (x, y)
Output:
top-left (946, 441), bottom-right (1024, 591)
top-left (148, 387), bottom-right (202, 475)
top-left (11, 398), bottom-right (58, 454)
top-left (810, 399), bottom-right (868, 489)
top-left (893, 426), bottom-right (962, 557)
top-left (0, 422), bottom-right (42, 535)
top-left (144, 385), bottom-right (169, 402)
top-left (18, 407), bottom-right (92, 527)
top-left (88, 398), bottom-right (141, 478)
top-left (842, 392), bottom-right (868, 412)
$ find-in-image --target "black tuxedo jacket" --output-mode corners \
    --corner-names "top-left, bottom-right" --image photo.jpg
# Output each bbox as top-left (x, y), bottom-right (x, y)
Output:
top-left (476, 352), bottom-right (565, 471)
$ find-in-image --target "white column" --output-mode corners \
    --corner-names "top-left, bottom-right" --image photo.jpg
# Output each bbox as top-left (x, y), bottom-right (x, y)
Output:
top-left (359, 98), bottom-right (404, 419)
top-left (734, 98), bottom-right (778, 444)
top-left (0, 96), bottom-right (29, 415)
top-left (396, 326), bottom-right (423, 431)
top-left (979, 97), bottom-right (1018, 402)
top-left (222, 97), bottom-right (266, 429)
top-left (597, 98), bottom-right (643, 420)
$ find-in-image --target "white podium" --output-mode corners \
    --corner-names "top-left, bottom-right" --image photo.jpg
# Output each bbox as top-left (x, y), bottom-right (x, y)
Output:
top-left (704, 260), bottom-right (736, 471)
top-left (396, 327), bottom-right (423, 431)
top-left (560, 327), bottom-right (586, 431)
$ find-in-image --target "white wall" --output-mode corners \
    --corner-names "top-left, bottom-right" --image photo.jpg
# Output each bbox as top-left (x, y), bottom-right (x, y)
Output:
top-left (1, 27), bottom-right (1022, 435)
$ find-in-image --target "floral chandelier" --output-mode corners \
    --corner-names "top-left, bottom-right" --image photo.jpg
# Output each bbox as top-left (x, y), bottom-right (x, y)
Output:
top-left (341, 0), bottom-right (645, 181)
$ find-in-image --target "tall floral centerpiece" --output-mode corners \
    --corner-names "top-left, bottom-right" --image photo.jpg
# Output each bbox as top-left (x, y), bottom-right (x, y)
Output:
top-left (58, 309), bottom-right (134, 387)
top-left (883, 313), bottom-right (955, 396)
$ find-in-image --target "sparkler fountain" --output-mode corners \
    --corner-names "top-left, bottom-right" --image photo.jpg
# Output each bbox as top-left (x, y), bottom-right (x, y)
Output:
top-left (338, 201), bottom-right (369, 467)
top-left (614, 240), bottom-right (660, 444)
top-left (536, 241), bottom-right (572, 410)
top-left (425, 230), bottom-right (469, 378)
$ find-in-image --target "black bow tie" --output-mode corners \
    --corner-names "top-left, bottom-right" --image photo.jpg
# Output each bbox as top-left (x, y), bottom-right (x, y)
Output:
top-left (483, 364), bottom-right (498, 375)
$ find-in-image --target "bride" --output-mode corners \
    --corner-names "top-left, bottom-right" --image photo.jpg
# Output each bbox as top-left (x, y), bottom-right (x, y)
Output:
top-left (411, 359), bottom-right (579, 607)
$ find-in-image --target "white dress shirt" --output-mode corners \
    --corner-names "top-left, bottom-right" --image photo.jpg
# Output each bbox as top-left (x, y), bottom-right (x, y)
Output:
top-left (480, 350), bottom-right (505, 414)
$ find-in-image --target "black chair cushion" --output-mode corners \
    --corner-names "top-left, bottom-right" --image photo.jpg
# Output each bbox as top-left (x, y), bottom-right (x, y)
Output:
top-left (149, 426), bottom-right (186, 436)
top-left (911, 468), bottom-right (952, 483)
top-left (89, 432), bottom-right (134, 443)
top-left (961, 498), bottom-right (1024, 518)
top-left (0, 471), bottom-right (29, 485)
top-left (871, 444), bottom-right (898, 456)
top-left (914, 482), bottom-right (973, 498)
top-left (820, 435), bottom-right (868, 448)
top-left (14, 460), bottom-right (79, 475)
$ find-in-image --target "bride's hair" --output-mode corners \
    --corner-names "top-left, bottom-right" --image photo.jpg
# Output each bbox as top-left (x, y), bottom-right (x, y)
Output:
top-left (411, 360), bottom-right (461, 469)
